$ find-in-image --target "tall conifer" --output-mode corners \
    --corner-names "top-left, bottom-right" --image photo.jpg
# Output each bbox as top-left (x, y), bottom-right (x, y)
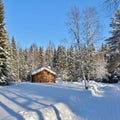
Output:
top-left (11, 37), bottom-right (20, 82)
top-left (106, 9), bottom-right (120, 72)
top-left (0, 0), bottom-right (10, 84)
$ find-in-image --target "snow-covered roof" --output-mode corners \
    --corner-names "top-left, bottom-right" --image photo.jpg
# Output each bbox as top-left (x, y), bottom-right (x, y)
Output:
top-left (31, 67), bottom-right (56, 76)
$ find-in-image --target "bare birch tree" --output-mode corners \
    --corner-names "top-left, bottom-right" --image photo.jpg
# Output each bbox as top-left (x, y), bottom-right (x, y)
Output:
top-left (66, 6), bottom-right (81, 51)
top-left (66, 6), bottom-right (102, 89)
top-left (82, 7), bottom-right (102, 80)
top-left (82, 7), bottom-right (100, 46)
top-left (66, 6), bottom-right (89, 89)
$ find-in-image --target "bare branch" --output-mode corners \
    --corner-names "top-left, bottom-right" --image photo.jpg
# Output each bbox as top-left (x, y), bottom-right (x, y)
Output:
top-left (103, 0), bottom-right (120, 15)
top-left (66, 5), bottom-right (81, 51)
top-left (82, 7), bottom-right (101, 47)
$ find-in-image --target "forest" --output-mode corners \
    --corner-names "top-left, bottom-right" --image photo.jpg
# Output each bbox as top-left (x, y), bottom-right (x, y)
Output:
top-left (0, 0), bottom-right (120, 85)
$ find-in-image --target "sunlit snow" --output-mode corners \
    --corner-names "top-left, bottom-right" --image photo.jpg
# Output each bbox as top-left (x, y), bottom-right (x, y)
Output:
top-left (0, 81), bottom-right (120, 120)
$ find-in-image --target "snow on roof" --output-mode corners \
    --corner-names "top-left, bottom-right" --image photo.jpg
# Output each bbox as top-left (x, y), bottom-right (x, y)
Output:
top-left (31, 67), bottom-right (56, 75)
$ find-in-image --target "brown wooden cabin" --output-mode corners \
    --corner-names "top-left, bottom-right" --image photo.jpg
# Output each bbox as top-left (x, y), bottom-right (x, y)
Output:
top-left (31, 67), bottom-right (56, 83)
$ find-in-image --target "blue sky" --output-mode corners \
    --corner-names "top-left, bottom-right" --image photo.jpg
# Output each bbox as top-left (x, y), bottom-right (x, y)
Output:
top-left (3, 0), bottom-right (111, 49)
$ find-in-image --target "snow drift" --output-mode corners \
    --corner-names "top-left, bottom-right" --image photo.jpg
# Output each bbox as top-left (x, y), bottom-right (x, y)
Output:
top-left (19, 103), bottom-right (79, 120)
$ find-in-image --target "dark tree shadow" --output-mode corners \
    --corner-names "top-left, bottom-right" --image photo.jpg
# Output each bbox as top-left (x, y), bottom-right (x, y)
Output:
top-left (0, 102), bottom-right (24, 120)
top-left (0, 91), bottom-right (45, 120)
top-left (51, 105), bottom-right (62, 120)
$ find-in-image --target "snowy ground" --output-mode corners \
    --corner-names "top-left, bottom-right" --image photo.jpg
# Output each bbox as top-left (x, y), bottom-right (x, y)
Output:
top-left (0, 81), bottom-right (120, 120)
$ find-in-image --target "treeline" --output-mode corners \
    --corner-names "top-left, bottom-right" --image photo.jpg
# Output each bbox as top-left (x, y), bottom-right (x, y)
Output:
top-left (9, 39), bottom-right (108, 82)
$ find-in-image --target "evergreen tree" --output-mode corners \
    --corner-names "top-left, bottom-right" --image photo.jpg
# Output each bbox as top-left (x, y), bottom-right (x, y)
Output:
top-left (18, 47), bottom-right (29, 81)
top-left (100, 43), bottom-right (110, 63)
top-left (52, 48), bottom-right (57, 71)
top-left (22, 49), bottom-right (30, 81)
top-left (0, 0), bottom-right (9, 84)
top-left (45, 45), bottom-right (54, 67)
top-left (94, 51), bottom-right (107, 79)
top-left (11, 37), bottom-right (20, 82)
top-left (18, 47), bottom-right (24, 80)
top-left (4, 33), bottom-right (12, 79)
top-left (34, 46), bottom-right (39, 69)
top-left (56, 46), bottom-right (68, 80)
top-left (67, 46), bottom-right (76, 81)
top-left (28, 45), bottom-right (34, 71)
top-left (86, 45), bottom-right (96, 79)
top-left (106, 9), bottom-right (120, 72)
top-left (28, 43), bottom-right (38, 71)
top-left (38, 46), bottom-right (45, 68)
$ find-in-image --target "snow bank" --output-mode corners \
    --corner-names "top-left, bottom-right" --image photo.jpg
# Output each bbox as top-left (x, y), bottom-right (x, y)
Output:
top-left (19, 111), bottom-right (38, 120)
top-left (89, 81), bottom-right (104, 97)
top-left (19, 103), bottom-right (79, 120)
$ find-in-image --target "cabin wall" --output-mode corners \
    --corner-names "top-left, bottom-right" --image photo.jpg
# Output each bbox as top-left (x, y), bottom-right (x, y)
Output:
top-left (32, 70), bottom-right (55, 83)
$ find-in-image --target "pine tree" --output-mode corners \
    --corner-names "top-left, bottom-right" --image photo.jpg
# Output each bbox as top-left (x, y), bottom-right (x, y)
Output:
top-left (45, 45), bottom-right (54, 67)
top-left (28, 45), bottom-right (33, 71)
top-left (101, 43), bottom-right (108, 53)
top-left (0, 0), bottom-right (9, 85)
top-left (23, 49), bottom-right (29, 80)
top-left (34, 45), bottom-right (40, 69)
top-left (18, 47), bottom-right (29, 81)
top-left (56, 46), bottom-right (68, 81)
top-left (4, 33), bottom-right (12, 79)
top-left (52, 48), bottom-right (57, 71)
top-left (100, 43), bottom-right (110, 64)
top-left (106, 9), bottom-right (120, 72)
top-left (87, 45), bottom-right (96, 79)
top-left (67, 46), bottom-right (76, 81)
top-left (18, 47), bottom-right (23, 80)
top-left (11, 37), bottom-right (20, 82)
top-left (94, 51), bottom-right (107, 79)
top-left (38, 46), bottom-right (45, 68)
top-left (28, 44), bottom-right (38, 71)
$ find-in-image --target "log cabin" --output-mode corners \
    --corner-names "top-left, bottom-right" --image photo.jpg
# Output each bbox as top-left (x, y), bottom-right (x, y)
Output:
top-left (31, 67), bottom-right (56, 83)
